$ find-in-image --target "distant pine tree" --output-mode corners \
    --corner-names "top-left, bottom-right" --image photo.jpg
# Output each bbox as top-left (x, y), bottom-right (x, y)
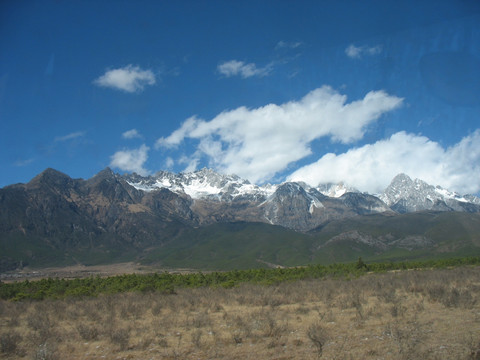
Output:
top-left (356, 257), bottom-right (367, 270)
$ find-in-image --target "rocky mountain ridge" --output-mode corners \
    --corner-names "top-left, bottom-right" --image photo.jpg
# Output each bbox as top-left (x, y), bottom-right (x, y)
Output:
top-left (1, 167), bottom-right (480, 271)
top-left (3, 168), bottom-right (480, 231)
top-left (379, 173), bottom-right (480, 213)
top-left (123, 168), bottom-right (479, 213)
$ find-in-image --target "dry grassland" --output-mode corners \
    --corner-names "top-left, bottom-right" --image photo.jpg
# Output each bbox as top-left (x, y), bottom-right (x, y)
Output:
top-left (1, 267), bottom-right (480, 359)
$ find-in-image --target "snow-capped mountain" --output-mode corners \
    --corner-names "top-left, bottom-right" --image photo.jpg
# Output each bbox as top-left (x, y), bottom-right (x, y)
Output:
top-left (316, 182), bottom-right (359, 198)
top-left (124, 168), bottom-right (277, 202)
top-left (122, 168), bottom-right (480, 215)
top-left (124, 168), bottom-right (364, 202)
top-left (124, 169), bottom-right (480, 215)
top-left (120, 168), bottom-right (399, 231)
top-left (464, 194), bottom-right (480, 206)
top-left (380, 173), bottom-right (480, 213)
top-left (2, 167), bottom-right (480, 271)
top-left (3, 167), bottom-right (478, 241)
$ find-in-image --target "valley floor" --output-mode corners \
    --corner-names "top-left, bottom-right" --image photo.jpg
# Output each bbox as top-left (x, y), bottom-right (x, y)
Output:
top-left (0, 263), bottom-right (155, 282)
top-left (1, 266), bottom-right (480, 359)
top-left (0, 262), bottom-right (199, 283)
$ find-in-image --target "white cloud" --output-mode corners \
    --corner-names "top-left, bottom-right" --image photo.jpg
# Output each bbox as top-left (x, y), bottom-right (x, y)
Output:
top-left (122, 129), bottom-right (142, 139)
top-left (367, 46), bottom-right (382, 56)
top-left (165, 157), bottom-right (174, 168)
top-left (155, 117), bottom-right (199, 149)
top-left (156, 86), bottom-right (403, 183)
top-left (93, 65), bottom-right (155, 93)
top-left (217, 60), bottom-right (272, 78)
top-left (183, 158), bottom-right (199, 173)
top-left (14, 158), bottom-right (34, 167)
top-left (54, 131), bottom-right (86, 142)
top-left (345, 44), bottom-right (382, 59)
top-left (345, 45), bottom-right (362, 59)
top-left (288, 130), bottom-right (480, 195)
top-left (275, 40), bottom-right (302, 50)
top-left (109, 144), bottom-right (150, 175)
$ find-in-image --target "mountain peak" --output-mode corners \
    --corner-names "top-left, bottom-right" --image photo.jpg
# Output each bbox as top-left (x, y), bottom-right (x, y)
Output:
top-left (38, 168), bottom-right (69, 178)
top-left (91, 167), bottom-right (480, 213)
top-left (84, 167), bottom-right (119, 189)
top-left (89, 167), bottom-right (116, 180)
top-left (96, 167), bottom-right (115, 177)
top-left (390, 173), bottom-right (414, 184)
top-left (27, 168), bottom-right (72, 188)
top-left (317, 182), bottom-right (359, 198)
top-left (194, 167), bottom-right (219, 176)
top-left (380, 173), bottom-right (479, 213)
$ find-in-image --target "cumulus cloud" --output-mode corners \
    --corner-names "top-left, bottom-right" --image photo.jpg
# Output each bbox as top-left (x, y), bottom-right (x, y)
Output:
top-left (54, 131), bottom-right (86, 142)
top-left (345, 44), bottom-right (382, 59)
top-left (122, 129), bottom-right (142, 139)
top-left (156, 117), bottom-right (199, 149)
top-left (217, 60), bottom-right (272, 78)
top-left (109, 144), bottom-right (149, 175)
top-left (93, 65), bottom-right (155, 93)
top-left (288, 130), bottom-right (480, 195)
top-left (156, 86), bottom-right (403, 183)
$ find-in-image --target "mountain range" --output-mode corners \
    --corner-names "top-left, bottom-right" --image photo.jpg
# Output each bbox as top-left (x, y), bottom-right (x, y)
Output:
top-left (1, 168), bottom-right (479, 271)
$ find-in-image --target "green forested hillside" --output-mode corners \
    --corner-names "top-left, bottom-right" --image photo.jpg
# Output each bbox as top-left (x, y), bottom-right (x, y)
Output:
top-left (141, 212), bottom-right (480, 270)
top-left (2, 211), bottom-right (480, 271)
top-left (142, 222), bottom-right (313, 270)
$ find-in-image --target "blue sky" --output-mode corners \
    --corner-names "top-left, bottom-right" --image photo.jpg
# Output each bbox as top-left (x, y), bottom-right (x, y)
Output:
top-left (1, 0), bottom-right (480, 194)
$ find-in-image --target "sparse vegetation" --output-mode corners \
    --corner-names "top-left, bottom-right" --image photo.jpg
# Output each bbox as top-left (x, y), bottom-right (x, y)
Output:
top-left (0, 331), bottom-right (22, 356)
top-left (307, 322), bottom-right (329, 357)
top-left (0, 260), bottom-right (479, 358)
top-left (2, 256), bottom-right (480, 301)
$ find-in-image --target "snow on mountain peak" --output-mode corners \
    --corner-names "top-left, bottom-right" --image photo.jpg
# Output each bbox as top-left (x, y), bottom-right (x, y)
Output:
top-left (380, 173), bottom-right (480, 212)
top-left (123, 168), bottom-right (479, 211)
top-left (124, 168), bottom-right (277, 200)
top-left (124, 168), bottom-right (366, 202)
top-left (317, 182), bottom-right (358, 198)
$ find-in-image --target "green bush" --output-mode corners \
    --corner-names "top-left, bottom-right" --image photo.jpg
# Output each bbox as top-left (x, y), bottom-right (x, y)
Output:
top-left (1, 256), bottom-right (479, 301)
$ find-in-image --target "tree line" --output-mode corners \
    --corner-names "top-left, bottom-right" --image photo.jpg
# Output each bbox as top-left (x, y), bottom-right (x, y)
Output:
top-left (1, 256), bottom-right (479, 301)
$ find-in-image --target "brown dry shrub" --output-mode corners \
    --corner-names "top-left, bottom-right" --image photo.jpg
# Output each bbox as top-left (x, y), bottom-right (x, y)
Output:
top-left (0, 331), bottom-right (22, 355)
top-left (109, 327), bottom-right (131, 350)
top-left (76, 323), bottom-right (99, 341)
top-left (32, 342), bottom-right (58, 360)
top-left (307, 322), bottom-right (329, 357)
